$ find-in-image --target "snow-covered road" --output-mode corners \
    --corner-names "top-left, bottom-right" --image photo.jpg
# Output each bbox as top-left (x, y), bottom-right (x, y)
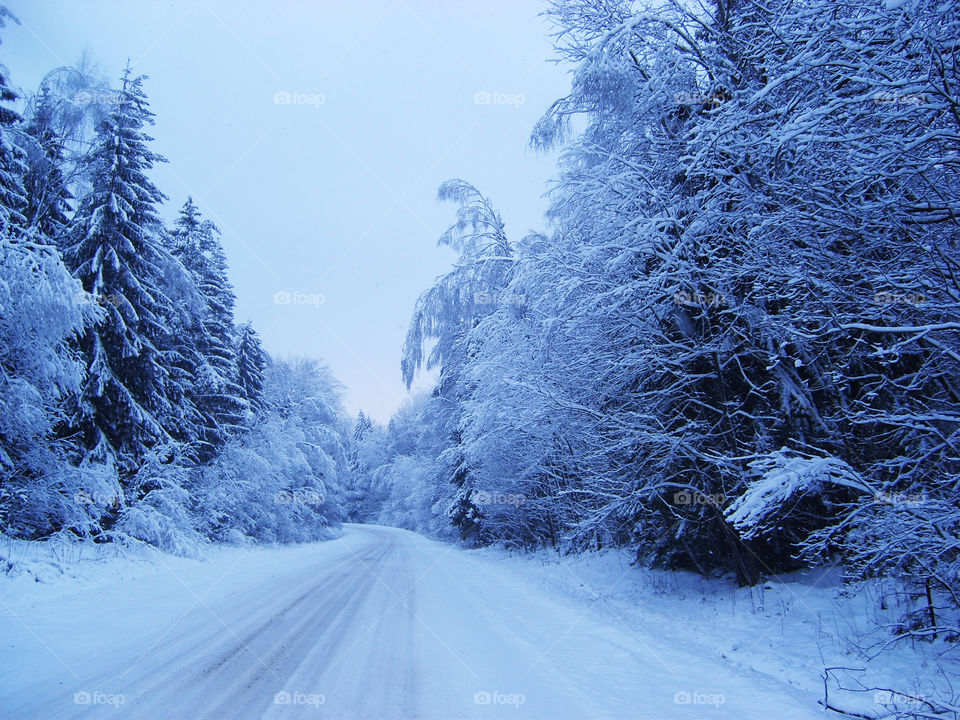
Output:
top-left (2, 525), bottom-right (824, 719)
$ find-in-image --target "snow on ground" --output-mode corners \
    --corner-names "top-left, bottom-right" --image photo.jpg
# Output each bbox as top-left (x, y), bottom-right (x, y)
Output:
top-left (0, 525), bottom-right (953, 719)
top-left (470, 543), bottom-right (956, 718)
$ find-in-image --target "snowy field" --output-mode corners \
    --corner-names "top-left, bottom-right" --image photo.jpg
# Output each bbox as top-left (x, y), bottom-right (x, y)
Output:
top-left (1, 525), bottom-right (952, 719)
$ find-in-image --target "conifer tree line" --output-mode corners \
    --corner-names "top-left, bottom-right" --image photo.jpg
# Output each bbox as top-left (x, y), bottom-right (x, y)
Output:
top-left (351, 0), bottom-right (960, 640)
top-left (0, 17), bottom-right (348, 551)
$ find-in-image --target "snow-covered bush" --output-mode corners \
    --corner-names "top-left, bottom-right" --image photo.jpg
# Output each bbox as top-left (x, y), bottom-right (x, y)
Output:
top-left (191, 357), bottom-right (348, 545)
top-left (112, 445), bottom-right (201, 556)
top-left (0, 236), bottom-right (111, 538)
top-left (726, 450), bottom-right (869, 541)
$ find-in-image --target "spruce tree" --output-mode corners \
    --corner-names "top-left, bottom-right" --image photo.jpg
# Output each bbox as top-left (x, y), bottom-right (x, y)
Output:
top-left (171, 197), bottom-right (247, 457)
top-left (235, 321), bottom-right (268, 416)
top-left (350, 411), bottom-right (373, 467)
top-left (0, 8), bottom-right (25, 235)
top-left (21, 83), bottom-right (73, 238)
top-left (62, 63), bottom-right (178, 480)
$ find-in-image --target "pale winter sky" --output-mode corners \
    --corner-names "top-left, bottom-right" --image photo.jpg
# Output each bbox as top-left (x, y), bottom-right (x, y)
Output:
top-left (4, 0), bottom-right (570, 423)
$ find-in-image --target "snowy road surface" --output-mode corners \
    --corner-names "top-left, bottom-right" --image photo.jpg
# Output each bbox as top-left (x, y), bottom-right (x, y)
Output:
top-left (2, 525), bottom-right (824, 719)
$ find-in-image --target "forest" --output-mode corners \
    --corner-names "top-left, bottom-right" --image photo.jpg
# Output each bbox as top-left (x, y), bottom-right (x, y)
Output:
top-left (350, 0), bottom-right (960, 644)
top-left (1, 1), bottom-right (959, 715)
top-left (0, 25), bottom-right (350, 552)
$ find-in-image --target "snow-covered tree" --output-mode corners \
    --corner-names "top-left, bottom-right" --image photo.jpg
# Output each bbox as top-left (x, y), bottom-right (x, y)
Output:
top-left (351, 411), bottom-right (373, 463)
top-left (192, 355), bottom-right (347, 544)
top-left (235, 321), bottom-right (267, 416)
top-left (20, 83), bottom-right (74, 238)
top-left (349, 392), bottom-right (455, 538)
top-left (0, 14), bottom-right (115, 539)
top-left (0, 233), bottom-right (112, 538)
top-left (21, 53), bottom-right (117, 201)
top-left (265, 355), bottom-right (348, 507)
top-left (0, 7), bottom-right (25, 235)
top-left (170, 198), bottom-right (247, 457)
top-left (62, 63), bottom-right (192, 482)
top-left (112, 443), bottom-right (200, 555)
top-left (401, 180), bottom-right (519, 542)
top-left (390, 0), bottom-right (960, 597)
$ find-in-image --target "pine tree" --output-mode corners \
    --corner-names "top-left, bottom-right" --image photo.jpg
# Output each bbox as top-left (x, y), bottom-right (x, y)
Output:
top-left (235, 321), bottom-right (268, 416)
top-left (0, 8), bottom-right (26, 235)
top-left (350, 411), bottom-right (373, 468)
top-left (21, 83), bottom-right (73, 238)
top-left (171, 197), bottom-right (247, 457)
top-left (62, 63), bottom-right (179, 481)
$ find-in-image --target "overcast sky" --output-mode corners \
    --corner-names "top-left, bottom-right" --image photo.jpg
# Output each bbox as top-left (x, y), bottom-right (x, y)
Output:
top-left (4, 0), bottom-right (570, 423)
